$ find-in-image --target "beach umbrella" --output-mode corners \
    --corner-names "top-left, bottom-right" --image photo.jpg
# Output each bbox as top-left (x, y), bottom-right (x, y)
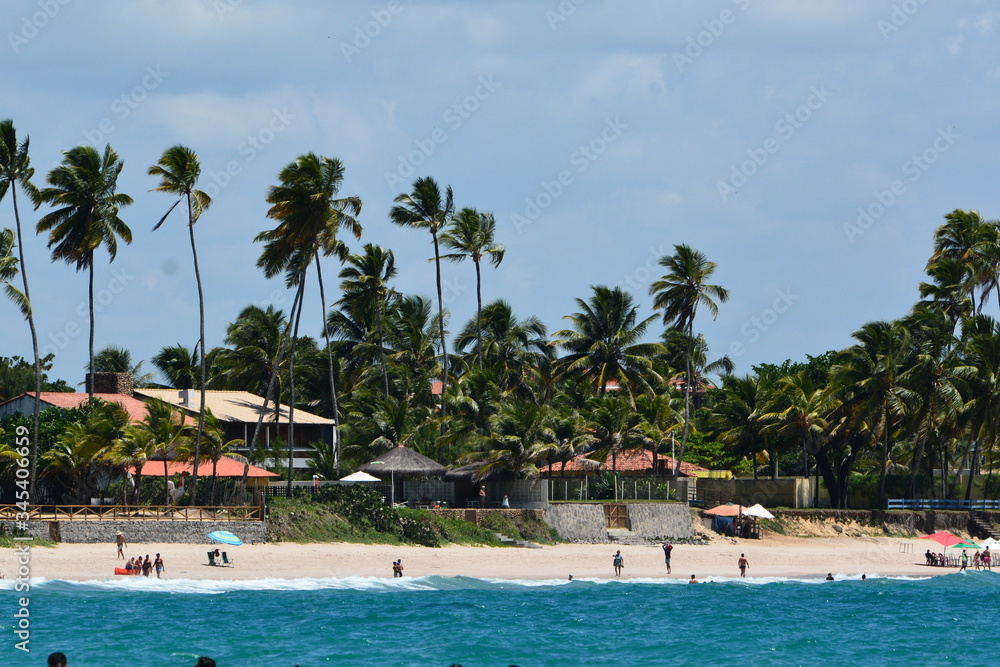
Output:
top-left (339, 471), bottom-right (381, 483)
top-left (208, 530), bottom-right (243, 546)
top-left (919, 531), bottom-right (965, 548)
top-left (743, 504), bottom-right (775, 519)
top-left (951, 541), bottom-right (981, 549)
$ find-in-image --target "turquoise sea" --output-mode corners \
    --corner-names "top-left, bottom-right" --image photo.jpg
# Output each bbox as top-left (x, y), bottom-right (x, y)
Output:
top-left (3, 571), bottom-right (999, 666)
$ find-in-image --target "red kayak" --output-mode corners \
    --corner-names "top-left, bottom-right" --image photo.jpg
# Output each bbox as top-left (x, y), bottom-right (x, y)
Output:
top-left (114, 568), bottom-right (140, 575)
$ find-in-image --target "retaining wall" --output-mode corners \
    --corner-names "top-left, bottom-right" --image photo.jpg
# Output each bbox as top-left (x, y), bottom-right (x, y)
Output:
top-left (544, 503), bottom-right (694, 543)
top-left (2, 520), bottom-right (266, 544)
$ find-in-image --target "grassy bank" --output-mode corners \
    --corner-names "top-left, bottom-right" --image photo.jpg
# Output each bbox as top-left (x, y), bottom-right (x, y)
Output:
top-left (266, 486), bottom-right (562, 547)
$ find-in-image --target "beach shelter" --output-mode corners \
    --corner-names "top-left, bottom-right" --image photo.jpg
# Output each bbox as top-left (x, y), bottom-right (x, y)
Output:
top-left (704, 503), bottom-right (745, 517)
top-left (359, 445), bottom-right (446, 505)
top-left (743, 504), bottom-right (775, 519)
top-left (339, 471), bottom-right (381, 483)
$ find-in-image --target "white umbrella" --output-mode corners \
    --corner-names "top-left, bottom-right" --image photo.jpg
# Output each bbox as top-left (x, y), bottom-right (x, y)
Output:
top-left (339, 471), bottom-right (382, 483)
top-left (981, 537), bottom-right (1000, 550)
top-left (742, 503), bottom-right (775, 519)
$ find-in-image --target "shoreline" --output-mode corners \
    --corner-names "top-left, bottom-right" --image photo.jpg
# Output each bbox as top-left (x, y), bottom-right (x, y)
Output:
top-left (3, 533), bottom-right (968, 583)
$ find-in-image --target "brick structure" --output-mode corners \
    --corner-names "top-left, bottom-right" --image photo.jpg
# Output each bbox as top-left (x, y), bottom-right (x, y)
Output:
top-left (85, 372), bottom-right (134, 396)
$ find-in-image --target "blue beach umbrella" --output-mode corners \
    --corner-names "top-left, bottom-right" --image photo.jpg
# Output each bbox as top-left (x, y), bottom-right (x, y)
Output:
top-left (208, 530), bottom-right (243, 546)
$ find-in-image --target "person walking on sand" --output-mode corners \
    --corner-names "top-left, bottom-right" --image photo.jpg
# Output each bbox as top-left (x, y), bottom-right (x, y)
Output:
top-left (613, 550), bottom-right (624, 577)
top-left (961, 549), bottom-right (969, 571)
top-left (738, 553), bottom-right (749, 578)
top-left (984, 546), bottom-right (992, 570)
top-left (142, 555), bottom-right (152, 577)
top-left (154, 553), bottom-right (164, 579)
top-left (116, 531), bottom-right (127, 560)
top-left (661, 542), bottom-right (673, 574)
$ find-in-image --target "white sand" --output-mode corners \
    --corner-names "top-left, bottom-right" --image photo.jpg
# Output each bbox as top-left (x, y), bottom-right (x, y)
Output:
top-left (5, 532), bottom-right (963, 582)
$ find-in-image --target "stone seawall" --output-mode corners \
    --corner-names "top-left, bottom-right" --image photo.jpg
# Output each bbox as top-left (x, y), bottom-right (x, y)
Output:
top-left (2, 520), bottom-right (266, 544)
top-left (544, 503), bottom-right (695, 543)
top-left (776, 509), bottom-right (972, 535)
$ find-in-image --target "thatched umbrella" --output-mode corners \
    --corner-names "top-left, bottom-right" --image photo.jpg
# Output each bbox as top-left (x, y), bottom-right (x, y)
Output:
top-left (359, 445), bottom-right (446, 505)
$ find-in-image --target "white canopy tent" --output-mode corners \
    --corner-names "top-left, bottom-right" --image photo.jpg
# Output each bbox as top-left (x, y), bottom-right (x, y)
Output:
top-left (339, 471), bottom-right (382, 483)
top-left (743, 504), bottom-right (775, 519)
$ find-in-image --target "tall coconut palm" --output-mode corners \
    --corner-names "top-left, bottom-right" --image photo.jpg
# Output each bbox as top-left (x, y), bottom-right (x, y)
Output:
top-left (36, 144), bottom-right (133, 401)
top-left (553, 285), bottom-right (664, 403)
top-left (0, 228), bottom-right (27, 312)
top-left (761, 371), bottom-right (829, 481)
top-left (108, 423), bottom-right (159, 505)
top-left (148, 145), bottom-right (212, 503)
top-left (455, 299), bottom-right (552, 393)
top-left (649, 244), bottom-right (730, 475)
top-left (256, 153), bottom-right (362, 487)
top-left (336, 243), bottom-right (399, 396)
top-left (0, 120), bottom-right (42, 502)
top-left (383, 294), bottom-right (443, 407)
top-left (440, 208), bottom-right (505, 367)
top-left (390, 177), bottom-right (455, 420)
top-left (151, 343), bottom-right (200, 389)
top-left (829, 321), bottom-right (916, 508)
top-left (712, 374), bottom-right (770, 479)
top-left (929, 209), bottom-right (1000, 314)
top-left (959, 320), bottom-right (1000, 501)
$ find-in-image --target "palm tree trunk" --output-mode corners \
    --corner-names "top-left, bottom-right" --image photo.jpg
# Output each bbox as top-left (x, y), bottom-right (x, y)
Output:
top-left (475, 257), bottom-right (483, 369)
top-left (314, 260), bottom-right (340, 473)
top-left (908, 406), bottom-right (934, 499)
top-left (11, 187), bottom-right (41, 503)
top-left (88, 256), bottom-right (95, 401)
top-left (431, 230), bottom-right (448, 425)
top-left (965, 438), bottom-right (982, 501)
top-left (378, 304), bottom-right (389, 398)
top-left (163, 458), bottom-right (170, 505)
top-left (877, 405), bottom-right (890, 509)
top-left (244, 283), bottom-right (303, 492)
top-left (676, 321), bottom-right (695, 476)
top-left (286, 279), bottom-right (306, 496)
top-left (187, 192), bottom-right (206, 505)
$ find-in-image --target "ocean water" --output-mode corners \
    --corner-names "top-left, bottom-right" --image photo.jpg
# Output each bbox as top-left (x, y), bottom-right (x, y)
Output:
top-left (3, 571), bottom-right (1000, 666)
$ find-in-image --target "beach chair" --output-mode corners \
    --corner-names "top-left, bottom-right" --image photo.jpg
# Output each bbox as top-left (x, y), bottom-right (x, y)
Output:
top-left (222, 551), bottom-right (234, 567)
top-left (207, 551), bottom-right (217, 566)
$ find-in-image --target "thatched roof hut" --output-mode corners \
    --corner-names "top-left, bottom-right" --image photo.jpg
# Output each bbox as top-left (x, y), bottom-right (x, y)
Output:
top-left (358, 445), bottom-right (446, 479)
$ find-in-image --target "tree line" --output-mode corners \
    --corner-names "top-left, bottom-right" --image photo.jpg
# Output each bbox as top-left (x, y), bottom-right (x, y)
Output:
top-left (1, 119), bottom-right (999, 509)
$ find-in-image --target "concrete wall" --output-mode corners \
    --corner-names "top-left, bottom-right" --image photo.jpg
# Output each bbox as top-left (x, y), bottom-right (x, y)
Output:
top-left (3, 520), bottom-right (266, 544)
top-left (697, 477), bottom-right (816, 509)
top-left (543, 502), bottom-right (694, 543)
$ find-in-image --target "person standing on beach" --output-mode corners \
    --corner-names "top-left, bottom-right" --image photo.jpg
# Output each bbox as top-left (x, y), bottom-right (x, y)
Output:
top-left (479, 485), bottom-right (487, 508)
top-left (116, 531), bottom-right (126, 560)
top-left (142, 555), bottom-right (152, 577)
top-left (154, 553), bottom-right (164, 579)
top-left (738, 553), bottom-right (749, 578)
top-left (613, 550), bottom-right (624, 577)
top-left (984, 546), bottom-right (992, 570)
top-left (661, 542), bottom-right (673, 574)
top-left (960, 550), bottom-right (968, 571)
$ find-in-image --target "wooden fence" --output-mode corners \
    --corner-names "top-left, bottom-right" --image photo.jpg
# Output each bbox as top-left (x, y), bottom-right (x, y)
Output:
top-left (887, 499), bottom-right (1000, 511)
top-left (0, 505), bottom-right (263, 521)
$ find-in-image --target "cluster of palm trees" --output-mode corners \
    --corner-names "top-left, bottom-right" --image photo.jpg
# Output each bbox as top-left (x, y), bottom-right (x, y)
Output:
top-left (5, 114), bottom-right (1000, 510)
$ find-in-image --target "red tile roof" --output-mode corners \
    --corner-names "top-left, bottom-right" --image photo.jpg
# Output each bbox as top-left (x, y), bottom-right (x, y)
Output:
top-left (31, 392), bottom-right (152, 423)
top-left (541, 448), bottom-right (708, 476)
top-left (132, 455), bottom-right (278, 478)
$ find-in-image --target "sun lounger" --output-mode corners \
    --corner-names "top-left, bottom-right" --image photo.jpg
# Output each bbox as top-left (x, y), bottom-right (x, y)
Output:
top-left (222, 551), bottom-right (234, 567)
top-left (207, 551), bottom-right (217, 566)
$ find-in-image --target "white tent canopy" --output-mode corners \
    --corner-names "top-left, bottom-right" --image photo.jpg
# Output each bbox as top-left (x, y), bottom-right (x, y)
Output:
top-left (339, 471), bottom-right (382, 483)
top-left (742, 504), bottom-right (775, 519)
top-left (981, 537), bottom-right (1000, 550)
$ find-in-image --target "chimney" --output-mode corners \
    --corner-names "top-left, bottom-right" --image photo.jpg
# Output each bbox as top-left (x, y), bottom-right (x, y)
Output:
top-left (179, 389), bottom-right (192, 407)
top-left (85, 372), bottom-right (134, 396)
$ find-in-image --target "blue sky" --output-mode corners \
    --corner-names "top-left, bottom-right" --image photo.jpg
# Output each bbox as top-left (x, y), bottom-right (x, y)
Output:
top-left (2, 0), bottom-right (998, 387)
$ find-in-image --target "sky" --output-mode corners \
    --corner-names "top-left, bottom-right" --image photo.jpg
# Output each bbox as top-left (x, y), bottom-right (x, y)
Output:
top-left (2, 0), bottom-right (999, 388)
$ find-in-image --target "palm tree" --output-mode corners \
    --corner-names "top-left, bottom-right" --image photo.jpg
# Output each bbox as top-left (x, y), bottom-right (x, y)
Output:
top-left (712, 374), bottom-right (770, 479)
top-left (473, 399), bottom-right (557, 481)
top-left (649, 244), bottom-right (730, 475)
top-left (0, 120), bottom-right (42, 502)
top-left (151, 343), bottom-right (200, 389)
top-left (829, 321), bottom-right (916, 508)
top-left (139, 398), bottom-right (190, 504)
top-left (36, 144), bottom-right (133, 400)
top-left (89, 344), bottom-right (155, 388)
top-left (336, 243), bottom-right (399, 396)
top-left (553, 285), bottom-right (664, 403)
top-left (440, 208), bottom-right (505, 367)
top-left (929, 209), bottom-right (1000, 314)
top-left (149, 145), bottom-right (212, 504)
top-left (390, 177), bottom-right (455, 419)
top-left (761, 372), bottom-right (829, 482)
top-left (0, 228), bottom-right (27, 312)
top-left (959, 320), bottom-right (1000, 501)
top-left (108, 423), bottom-right (159, 504)
top-left (455, 299), bottom-right (552, 392)
top-left (256, 153), bottom-right (362, 486)
top-left (585, 394), bottom-right (650, 474)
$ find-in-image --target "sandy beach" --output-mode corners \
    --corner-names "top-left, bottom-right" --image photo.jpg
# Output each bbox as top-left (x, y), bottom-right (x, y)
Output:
top-left (5, 532), bottom-right (964, 582)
